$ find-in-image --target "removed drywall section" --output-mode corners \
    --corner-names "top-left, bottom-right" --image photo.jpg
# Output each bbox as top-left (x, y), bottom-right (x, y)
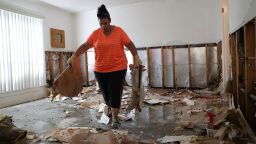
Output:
top-left (0, 0), bottom-right (76, 51)
top-left (74, 0), bottom-right (221, 48)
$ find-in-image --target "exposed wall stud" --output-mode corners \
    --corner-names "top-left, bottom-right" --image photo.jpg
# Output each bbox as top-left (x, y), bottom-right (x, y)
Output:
top-left (161, 46), bottom-right (165, 88)
top-left (84, 52), bottom-right (89, 86)
top-left (172, 46), bottom-right (176, 88)
top-left (147, 47), bottom-right (151, 87)
top-left (59, 52), bottom-right (64, 74)
top-left (188, 45), bottom-right (192, 88)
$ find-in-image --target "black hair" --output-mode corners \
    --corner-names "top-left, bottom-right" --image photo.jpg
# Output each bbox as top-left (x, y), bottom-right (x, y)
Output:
top-left (97, 4), bottom-right (111, 22)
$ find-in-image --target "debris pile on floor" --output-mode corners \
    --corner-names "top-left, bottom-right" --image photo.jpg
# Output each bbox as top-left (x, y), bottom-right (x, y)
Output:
top-left (45, 84), bottom-right (256, 143)
top-left (0, 113), bottom-right (27, 144)
top-left (47, 127), bottom-right (154, 144)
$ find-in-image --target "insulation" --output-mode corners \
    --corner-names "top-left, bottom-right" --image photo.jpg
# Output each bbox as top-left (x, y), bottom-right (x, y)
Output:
top-left (149, 48), bottom-right (162, 87)
top-left (138, 50), bottom-right (149, 86)
top-left (163, 48), bottom-right (173, 87)
top-left (174, 48), bottom-right (189, 87)
top-left (207, 46), bottom-right (218, 84)
top-left (190, 47), bottom-right (207, 88)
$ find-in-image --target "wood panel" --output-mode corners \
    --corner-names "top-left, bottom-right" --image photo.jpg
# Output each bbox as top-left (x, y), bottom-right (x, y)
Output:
top-left (230, 33), bottom-right (238, 107)
top-left (244, 20), bottom-right (256, 125)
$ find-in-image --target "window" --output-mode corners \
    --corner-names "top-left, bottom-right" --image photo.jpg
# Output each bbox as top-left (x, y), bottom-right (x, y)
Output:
top-left (0, 9), bottom-right (45, 93)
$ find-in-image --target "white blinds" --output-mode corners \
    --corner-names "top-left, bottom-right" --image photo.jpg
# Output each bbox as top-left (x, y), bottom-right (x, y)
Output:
top-left (0, 9), bottom-right (45, 93)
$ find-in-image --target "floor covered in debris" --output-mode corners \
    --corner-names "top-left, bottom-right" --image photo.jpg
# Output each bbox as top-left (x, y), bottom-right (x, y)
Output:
top-left (0, 86), bottom-right (255, 143)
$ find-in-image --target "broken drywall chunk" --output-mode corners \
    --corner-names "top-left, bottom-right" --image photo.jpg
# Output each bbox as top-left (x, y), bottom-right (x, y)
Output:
top-left (156, 135), bottom-right (194, 143)
top-left (144, 99), bottom-right (169, 105)
top-left (98, 113), bottom-right (110, 125)
top-left (182, 98), bottom-right (195, 106)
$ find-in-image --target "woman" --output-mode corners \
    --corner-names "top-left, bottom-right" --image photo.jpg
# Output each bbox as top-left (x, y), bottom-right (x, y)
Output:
top-left (68, 4), bottom-right (142, 128)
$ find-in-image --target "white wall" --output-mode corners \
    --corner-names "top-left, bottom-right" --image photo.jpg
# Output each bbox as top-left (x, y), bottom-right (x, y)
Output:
top-left (228, 0), bottom-right (256, 33)
top-left (75, 0), bottom-right (221, 48)
top-left (0, 0), bottom-right (76, 51)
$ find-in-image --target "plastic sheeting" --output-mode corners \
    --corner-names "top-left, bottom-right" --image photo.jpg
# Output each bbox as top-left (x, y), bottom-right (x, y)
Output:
top-left (207, 46), bottom-right (218, 83)
top-left (190, 47), bottom-right (207, 88)
top-left (174, 48), bottom-right (189, 87)
top-left (163, 48), bottom-right (174, 87)
top-left (149, 48), bottom-right (162, 87)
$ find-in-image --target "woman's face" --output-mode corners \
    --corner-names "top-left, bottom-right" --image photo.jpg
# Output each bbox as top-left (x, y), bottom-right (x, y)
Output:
top-left (99, 18), bottom-right (111, 32)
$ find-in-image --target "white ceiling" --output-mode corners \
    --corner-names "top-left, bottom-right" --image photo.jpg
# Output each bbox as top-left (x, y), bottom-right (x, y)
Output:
top-left (39, 0), bottom-right (155, 13)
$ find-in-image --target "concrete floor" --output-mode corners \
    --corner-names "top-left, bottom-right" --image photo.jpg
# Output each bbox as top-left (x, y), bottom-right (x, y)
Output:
top-left (0, 96), bottom-right (203, 141)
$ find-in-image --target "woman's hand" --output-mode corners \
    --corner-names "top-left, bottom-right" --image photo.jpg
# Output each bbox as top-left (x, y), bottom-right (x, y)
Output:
top-left (134, 55), bottom-right (142, 68)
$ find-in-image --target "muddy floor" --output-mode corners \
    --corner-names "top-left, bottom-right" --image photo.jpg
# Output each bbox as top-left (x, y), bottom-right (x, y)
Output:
top-left (1, 86), bottom-right (250, 143)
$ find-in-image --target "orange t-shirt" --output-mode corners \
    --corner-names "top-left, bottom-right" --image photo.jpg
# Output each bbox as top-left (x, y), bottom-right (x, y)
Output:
top-left (86, 26), bottom-right (131, 72)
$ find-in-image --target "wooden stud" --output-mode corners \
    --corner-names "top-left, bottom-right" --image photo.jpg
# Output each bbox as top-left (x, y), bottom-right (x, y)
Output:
top-left (188, 45), bottom-right (192, 88)
top-left (161, 46), bottom-right (165, 88)
top-left (59, 52), bottom-right (64, 74)
top-left (48, 52), bottom-right (54, 85)
top-left (205, 44), bottom-right (209, 86)
top-left (217, 41), bottom-right (222, 83)
top-left (230, 33), bottom-right (238, 107)
top-left (235, 32), bottom-right (239, 108)
top-left (84, 52), bottom-right (89, 86)
top-left (172, 46), bottom-right (176, 88)
top-left (147, 47), bottom-right (151, 87)
top-left (244, 21), bottom-right (255, 124)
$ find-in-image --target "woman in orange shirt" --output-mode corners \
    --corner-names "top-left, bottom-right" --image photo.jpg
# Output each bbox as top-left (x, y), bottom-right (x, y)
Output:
top-left (69, 4), bottom-right (142, 128)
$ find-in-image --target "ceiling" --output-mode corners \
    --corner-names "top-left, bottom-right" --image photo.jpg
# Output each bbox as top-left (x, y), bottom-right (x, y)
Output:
top-left (39, 0), bottom-right (155, 13)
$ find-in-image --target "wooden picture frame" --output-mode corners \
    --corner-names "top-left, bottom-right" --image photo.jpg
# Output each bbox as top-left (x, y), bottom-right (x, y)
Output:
top-left (50, 28), bottom-right (65, 48)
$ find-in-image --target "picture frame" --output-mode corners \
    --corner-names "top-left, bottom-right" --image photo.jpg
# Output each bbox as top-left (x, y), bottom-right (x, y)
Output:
top-left (50, 28), bottom-right (65, 48)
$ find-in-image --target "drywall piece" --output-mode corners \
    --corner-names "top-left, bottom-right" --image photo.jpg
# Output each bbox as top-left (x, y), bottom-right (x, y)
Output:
top-left (163, 48), bottom-right (174, 87)
top-left (126, 50), bottom-right (148, 87)
top-left (148, 48), bottom-right (162, 87)
top-left (174, 48), bottom-right (189, 87)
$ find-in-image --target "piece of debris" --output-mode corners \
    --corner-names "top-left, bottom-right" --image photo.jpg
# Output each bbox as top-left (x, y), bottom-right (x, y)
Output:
top-left (127, 64), bottom-right (145, 112)
top-left (51, 57), bottom-right (83, 101)
top-left (156, 135), bottom-right (194, 143)
top-left (0, 114), bottom-right (27, 144)
top-left (48, 127), bottom-right (119, 144)
top-left (98, 113), bottom-right (110, 125)
top-left (144, 99), bottom-right (169, 105)
top-left (182, 98), bottom-right (195, 106)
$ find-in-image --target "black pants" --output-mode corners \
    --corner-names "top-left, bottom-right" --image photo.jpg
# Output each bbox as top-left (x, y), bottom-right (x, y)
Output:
top-left (94, 69), bottom-right (127, 108)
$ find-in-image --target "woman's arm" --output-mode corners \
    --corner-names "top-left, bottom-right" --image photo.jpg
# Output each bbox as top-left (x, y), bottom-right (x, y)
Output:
top-left (74, 42), bottom-right (92, 56)
top-left (125, 41), bottom-right (142, 67)
top-left (125, 41), bottom-right (138, 56)
top-left (68, 42), bottom-right (92, 66)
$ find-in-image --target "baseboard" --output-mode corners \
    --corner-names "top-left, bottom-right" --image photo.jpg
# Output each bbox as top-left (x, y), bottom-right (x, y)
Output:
top-left (0, 86), bottom-right (49, 109)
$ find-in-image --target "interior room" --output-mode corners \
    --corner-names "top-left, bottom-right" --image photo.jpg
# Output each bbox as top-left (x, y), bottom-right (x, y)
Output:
top-left (0, 0), bottom-right (256, 143)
